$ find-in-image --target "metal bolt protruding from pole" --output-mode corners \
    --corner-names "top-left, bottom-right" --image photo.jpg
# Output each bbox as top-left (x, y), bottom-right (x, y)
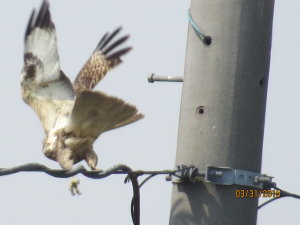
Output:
top-left (147, 73), bottom-right (184, 83)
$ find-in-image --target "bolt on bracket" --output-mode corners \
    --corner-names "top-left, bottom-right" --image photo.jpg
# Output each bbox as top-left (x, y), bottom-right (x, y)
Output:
top-left (147, 73), bottom-right (184, 83)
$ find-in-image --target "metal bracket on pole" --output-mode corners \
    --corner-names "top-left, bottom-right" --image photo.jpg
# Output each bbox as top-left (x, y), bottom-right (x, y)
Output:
top-left (205, 166), bottom-right (276, 190)
top-left (147, 73), bottom-right (184, 83)
top-left (171, 164), bottom-right (276, 190)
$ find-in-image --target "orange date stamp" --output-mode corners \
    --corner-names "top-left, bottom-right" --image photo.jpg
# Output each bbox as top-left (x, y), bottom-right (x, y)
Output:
top-left (236, 190), bottom-right (280, 198)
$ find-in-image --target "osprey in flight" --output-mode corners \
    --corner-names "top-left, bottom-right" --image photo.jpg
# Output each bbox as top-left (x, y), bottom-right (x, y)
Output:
top-left (21, 0), bottom-right (144, 194)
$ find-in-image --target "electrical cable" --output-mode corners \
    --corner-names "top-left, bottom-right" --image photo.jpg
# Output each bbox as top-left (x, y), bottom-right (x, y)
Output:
top-left (4, 163), bottom-right (300, 220)
top-left (258, 187), bottom-right (300, 209)
top-left (129, 174), bottom-right (158, 223)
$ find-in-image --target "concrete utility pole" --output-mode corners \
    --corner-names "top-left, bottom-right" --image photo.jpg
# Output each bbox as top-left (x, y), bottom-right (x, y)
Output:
top-left (170, 1), bottom-right (274, 224)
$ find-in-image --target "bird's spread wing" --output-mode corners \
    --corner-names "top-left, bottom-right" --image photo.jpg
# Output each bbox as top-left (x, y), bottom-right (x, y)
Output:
top-left (24, 0), bottom-right (74, 101)
top-left (22, 0), bottom-right (75, 134)
top-left (73, 27), bottom-right (131, 96)
top-left (70, 27), bottom-right (144, 133)
top-left (65, 90), bottom-right (144, 138)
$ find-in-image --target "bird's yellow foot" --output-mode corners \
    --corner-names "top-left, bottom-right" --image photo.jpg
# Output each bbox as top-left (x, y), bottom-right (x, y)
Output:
top-left (68, 177), bottom-right (81, 196)
top-left (90, 162), bottom-right (103, 172)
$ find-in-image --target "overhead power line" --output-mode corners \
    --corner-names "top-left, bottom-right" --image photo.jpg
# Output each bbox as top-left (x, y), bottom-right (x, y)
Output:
top-left (1, 163), bottom-right (300, 224)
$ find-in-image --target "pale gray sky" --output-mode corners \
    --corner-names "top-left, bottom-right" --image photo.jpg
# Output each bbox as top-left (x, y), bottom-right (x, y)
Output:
top-left (0, 1), bottom-right (299, 224)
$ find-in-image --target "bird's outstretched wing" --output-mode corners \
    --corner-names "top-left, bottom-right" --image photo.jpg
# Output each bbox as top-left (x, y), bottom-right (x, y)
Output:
top-left (22, 0), bottom-right (75, 134)
top-left (68, 27), bottom-right (144, 135)
top-left (73, 27), bottom-right (132, 96)
top-left (23, 0), bottom-right (74, 101)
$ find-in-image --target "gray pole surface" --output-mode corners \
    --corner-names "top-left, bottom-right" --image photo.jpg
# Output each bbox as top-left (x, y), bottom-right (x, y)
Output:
top-left (170, 0), bottom-right (274, 224)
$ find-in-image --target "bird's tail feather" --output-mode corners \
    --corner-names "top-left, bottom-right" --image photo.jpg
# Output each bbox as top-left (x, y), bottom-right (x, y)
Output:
top-left (65, 90), bottom-right (143, 138)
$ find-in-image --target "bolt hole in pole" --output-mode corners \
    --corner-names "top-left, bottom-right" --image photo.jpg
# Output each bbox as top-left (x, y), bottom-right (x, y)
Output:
top-left (196, 106), bottom-right (205, 115)
top-left (259, 78), bottom-right (265, 87)
top-left (203, 36), bottom-right (212, 46)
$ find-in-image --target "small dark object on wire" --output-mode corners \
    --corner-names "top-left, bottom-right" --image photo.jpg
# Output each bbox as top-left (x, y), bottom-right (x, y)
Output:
top-left (258, 187), bottom-right (300, 209)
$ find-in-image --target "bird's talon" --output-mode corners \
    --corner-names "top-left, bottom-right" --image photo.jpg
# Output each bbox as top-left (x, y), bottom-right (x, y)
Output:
top-left (75, 186), bottom-right (82, 195)
top-left (89, 162), bottom-right (103, 172)
top-left (69, 177), bottom-right (81, 196)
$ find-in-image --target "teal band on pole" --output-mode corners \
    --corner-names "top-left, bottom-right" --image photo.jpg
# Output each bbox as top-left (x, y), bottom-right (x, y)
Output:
top-left (187, 9), bottom-right (206, 38)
